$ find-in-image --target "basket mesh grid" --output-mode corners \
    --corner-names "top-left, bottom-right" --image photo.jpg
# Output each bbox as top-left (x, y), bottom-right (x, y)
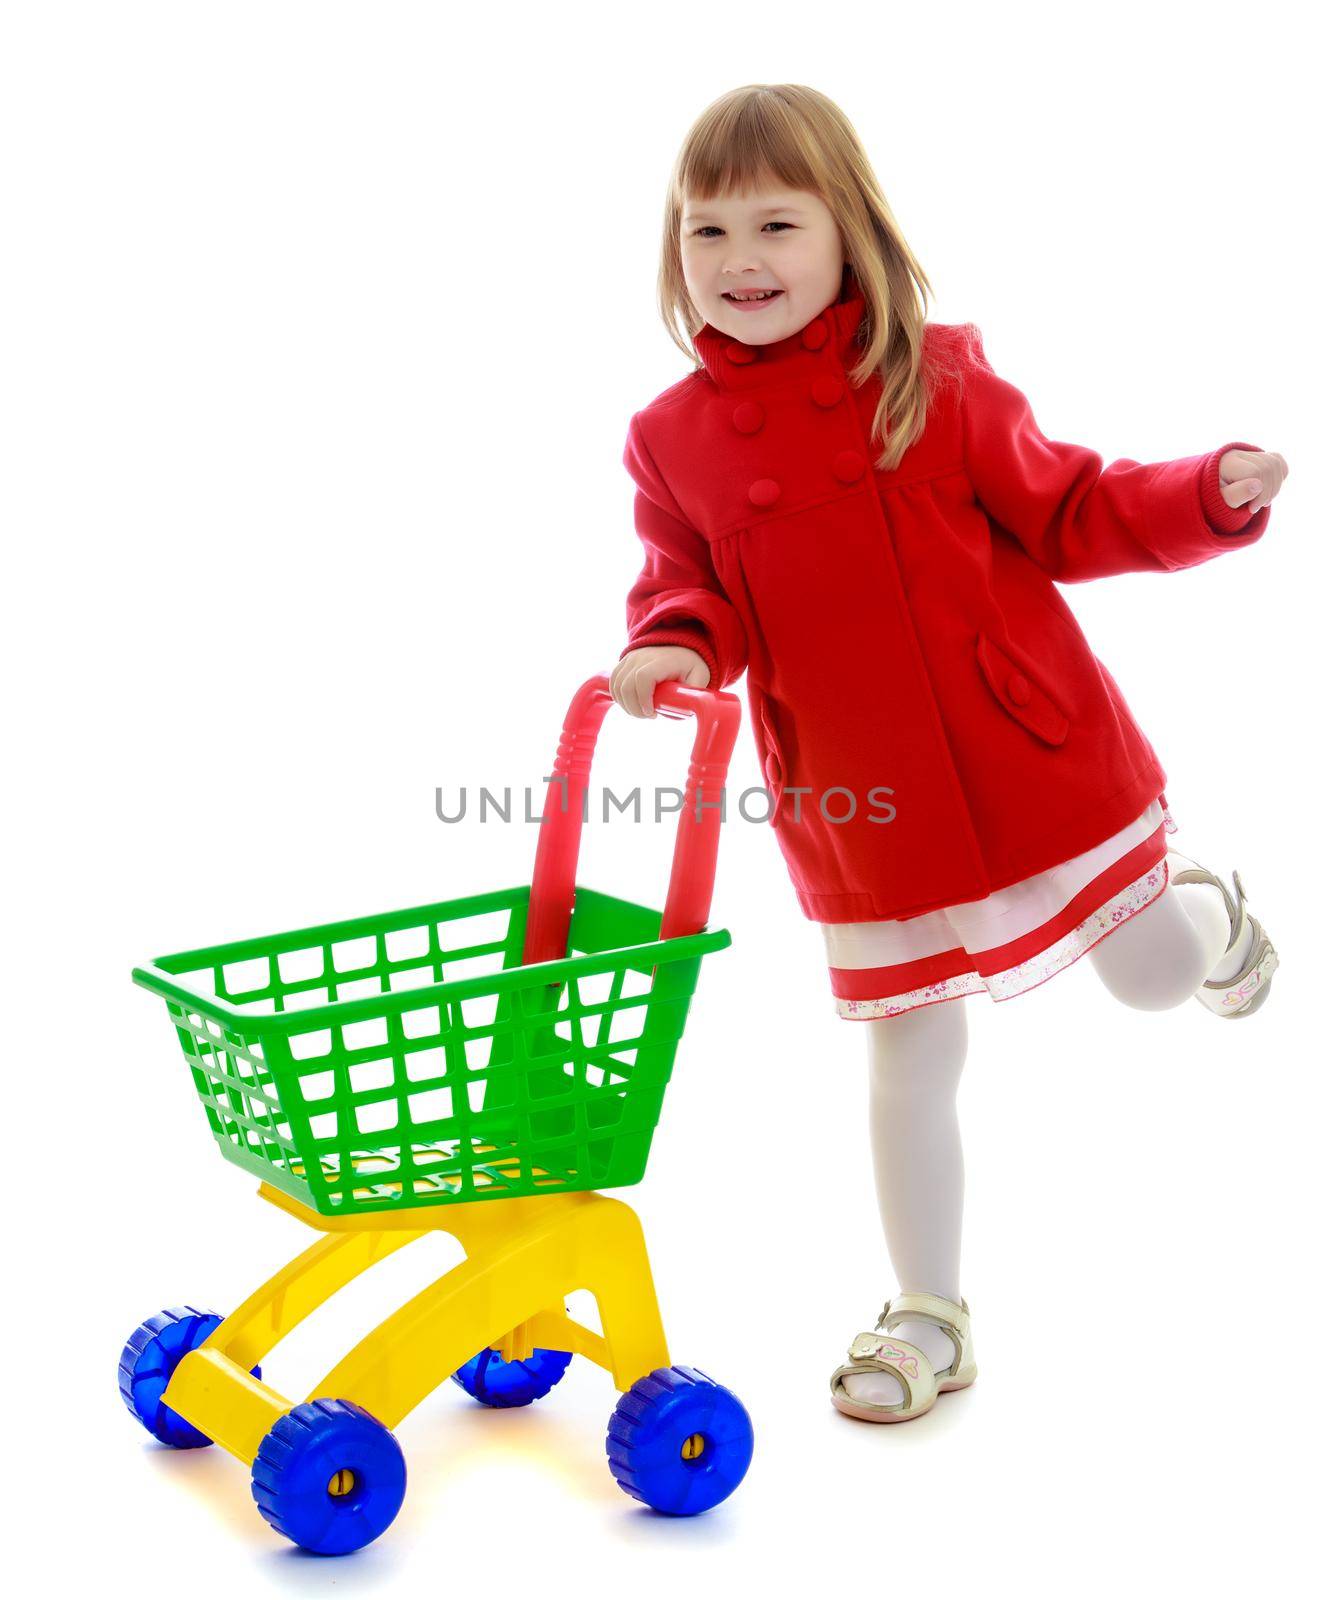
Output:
top-left (147, 887), bottom-right (712, 1216)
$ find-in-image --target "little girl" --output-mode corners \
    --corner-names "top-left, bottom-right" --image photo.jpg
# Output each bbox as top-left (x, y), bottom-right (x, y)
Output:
top-left (609, 84), bottom-right (1287, 1423)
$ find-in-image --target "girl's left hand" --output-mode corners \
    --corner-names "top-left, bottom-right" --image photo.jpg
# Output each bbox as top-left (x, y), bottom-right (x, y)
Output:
top-left (1219, 448), bottom-right (1289, 515)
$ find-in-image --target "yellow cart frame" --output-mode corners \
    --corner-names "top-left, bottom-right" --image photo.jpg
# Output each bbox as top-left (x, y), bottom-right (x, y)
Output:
top-left (165, 1182), bottom-right (671, 1467)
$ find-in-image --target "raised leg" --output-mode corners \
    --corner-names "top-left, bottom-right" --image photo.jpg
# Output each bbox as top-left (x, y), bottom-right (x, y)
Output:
top-left (1088, 873), bottom-right (1234, 1009)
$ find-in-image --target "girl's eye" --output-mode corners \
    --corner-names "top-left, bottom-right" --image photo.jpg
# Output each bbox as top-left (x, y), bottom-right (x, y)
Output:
top-left (693, 221), bottom-right (794, 238)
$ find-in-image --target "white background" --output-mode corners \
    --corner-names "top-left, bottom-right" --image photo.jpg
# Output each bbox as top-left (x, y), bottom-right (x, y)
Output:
top-left (4, 1), bottom-right (1319, 1593)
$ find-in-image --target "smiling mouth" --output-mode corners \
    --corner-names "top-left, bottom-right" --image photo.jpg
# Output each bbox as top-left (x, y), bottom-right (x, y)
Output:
top-left (723, 290), bottom-right (783, 303)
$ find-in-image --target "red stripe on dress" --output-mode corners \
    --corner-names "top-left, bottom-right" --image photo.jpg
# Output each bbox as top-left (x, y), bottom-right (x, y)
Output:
top-left (830, 943), bottom-right (974, 1001)
top-left (827, 821), bottom-right (1169, 1002)
top-left (969, 822), bottom-right (1168, 975)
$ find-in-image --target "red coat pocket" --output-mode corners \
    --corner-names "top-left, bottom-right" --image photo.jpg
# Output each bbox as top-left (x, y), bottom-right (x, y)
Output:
top-left (751, 688), bottom-right (787, 818)
top-left (974, 631), bottom-right (1070, 746)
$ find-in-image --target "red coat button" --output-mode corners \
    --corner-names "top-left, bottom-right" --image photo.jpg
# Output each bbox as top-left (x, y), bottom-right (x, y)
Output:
top-left (1006, 672), bottom-right (1031, 706)
top-left (726, 343), bottom-right (758, 365)
top-left (801, 318), bottom-right (829, 351)
top-left (811, 375), bottom-right (844, 408)
top-left (833, 450), bottom-right (866, 484)
top-left (732, 401), bottom-right (764, 434)
top-left (748, 478), bottom-right (781, 508)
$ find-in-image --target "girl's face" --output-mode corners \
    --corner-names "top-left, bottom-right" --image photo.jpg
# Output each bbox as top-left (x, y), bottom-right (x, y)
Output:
top-left (679, 184), bottom-right (846, 345)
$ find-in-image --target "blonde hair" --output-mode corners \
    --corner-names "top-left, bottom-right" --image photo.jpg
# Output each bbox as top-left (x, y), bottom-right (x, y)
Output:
top-left (658, 84), bottom-right (953, 472)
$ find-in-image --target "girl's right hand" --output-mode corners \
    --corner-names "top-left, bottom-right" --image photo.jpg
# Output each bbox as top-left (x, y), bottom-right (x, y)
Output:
top-left (610, 645), bottom-right (711, 718)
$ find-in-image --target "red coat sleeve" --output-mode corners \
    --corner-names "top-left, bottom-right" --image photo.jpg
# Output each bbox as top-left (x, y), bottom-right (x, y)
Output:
top-left (958, 326), bottom-right (1270, 582)
top-left (618, 411), bottom-right (749, 688)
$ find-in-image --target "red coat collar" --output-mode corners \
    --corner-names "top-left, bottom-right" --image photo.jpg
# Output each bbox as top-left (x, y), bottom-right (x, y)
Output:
top-left (692, 274), bottom-right (868, 391)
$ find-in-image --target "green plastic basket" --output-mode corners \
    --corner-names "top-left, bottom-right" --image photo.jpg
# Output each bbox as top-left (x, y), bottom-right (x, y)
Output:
top-left (133, 678), bottom-right (740, 1219)
top-left (133, 884), bottom-right (729, 1217)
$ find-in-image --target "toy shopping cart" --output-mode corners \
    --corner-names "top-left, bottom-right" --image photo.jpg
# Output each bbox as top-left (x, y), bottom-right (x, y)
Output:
top-left (120, 675), bottom-right (750, 1556)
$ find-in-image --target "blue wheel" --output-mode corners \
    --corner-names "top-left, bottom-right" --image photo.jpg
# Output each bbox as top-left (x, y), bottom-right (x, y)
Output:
top-left (119, 1305), bottom-right (260, 1449)
top-left (451, 1346), bottom-right (572, 1408)
top-left (607, 1365), bottom-right (753, 1516)
top-left (251, 1398), bottom-right (406, 1556)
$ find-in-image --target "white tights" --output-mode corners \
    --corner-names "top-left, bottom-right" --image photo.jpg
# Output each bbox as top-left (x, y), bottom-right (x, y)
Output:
top-left (843, 865), bottom-right (1243, 1406)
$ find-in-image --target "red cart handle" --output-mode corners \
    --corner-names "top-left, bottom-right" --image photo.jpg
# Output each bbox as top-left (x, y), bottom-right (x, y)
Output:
top-left (523, 675), bottom-right (741, 966)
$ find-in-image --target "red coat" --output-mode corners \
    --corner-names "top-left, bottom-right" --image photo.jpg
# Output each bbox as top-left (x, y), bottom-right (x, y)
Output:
top-left (619, 277), bottom-right (1270, 923)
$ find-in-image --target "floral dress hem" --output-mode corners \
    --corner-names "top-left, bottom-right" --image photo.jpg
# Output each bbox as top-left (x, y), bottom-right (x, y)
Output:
top-left (822, 798), bottom-right (1177, 1020)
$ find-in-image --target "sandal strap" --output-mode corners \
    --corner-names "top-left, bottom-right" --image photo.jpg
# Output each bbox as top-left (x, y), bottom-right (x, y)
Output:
top-left (833, 1334), bottom-right (938, 1416)
top-left (879, 1291), bottom-right (971, 1370)
top-left (1200, 914), bottom-right (1278, 1006)
top-left (1170, 861), bottom-right (1247, 952)
top-left (880, 1291), bottom-right (970, 1340)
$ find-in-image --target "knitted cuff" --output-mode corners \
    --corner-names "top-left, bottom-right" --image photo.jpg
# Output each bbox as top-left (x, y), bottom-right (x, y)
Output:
top-left (1200, 441), bottom-right (1263, 534)
top-left (618, 627), bottom-right (719, 685)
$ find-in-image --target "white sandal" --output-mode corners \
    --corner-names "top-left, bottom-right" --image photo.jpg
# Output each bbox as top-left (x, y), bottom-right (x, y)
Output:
top-left (1169, 857), bottom-right (1279, 1017)
top-left (829, 1291), bottom-right (978, 1424)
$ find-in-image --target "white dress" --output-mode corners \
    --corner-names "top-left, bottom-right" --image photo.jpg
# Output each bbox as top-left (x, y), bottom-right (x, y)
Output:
top-left (820, 797), bottom-right (1177, 1019)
